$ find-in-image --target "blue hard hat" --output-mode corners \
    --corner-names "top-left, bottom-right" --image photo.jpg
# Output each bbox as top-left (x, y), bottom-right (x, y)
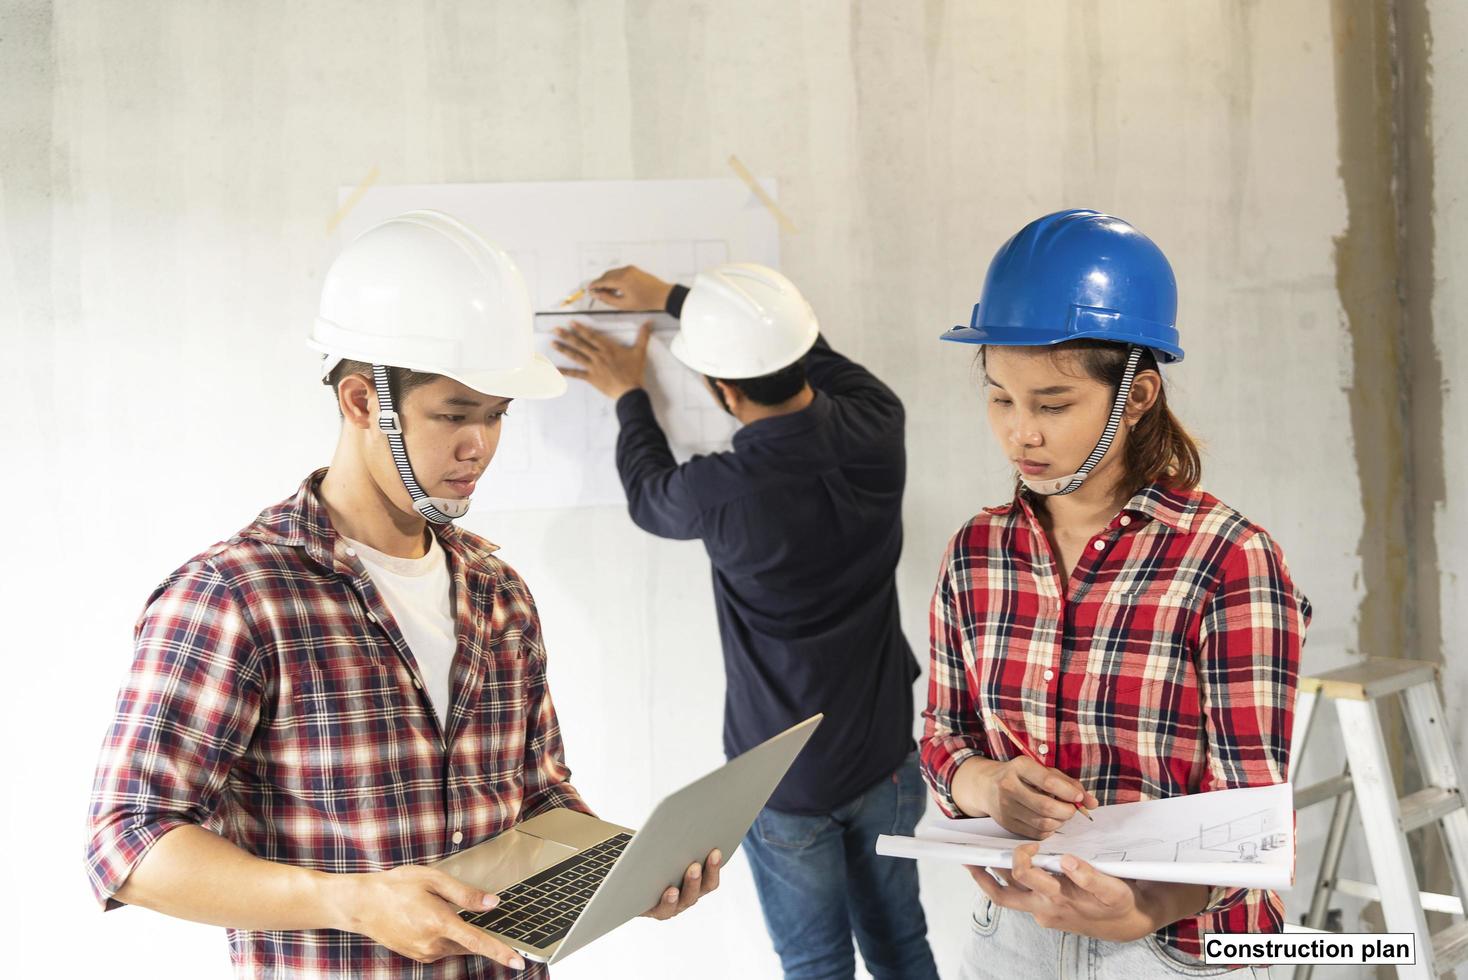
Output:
top-left (941, 209), bottom-right (1183, 362)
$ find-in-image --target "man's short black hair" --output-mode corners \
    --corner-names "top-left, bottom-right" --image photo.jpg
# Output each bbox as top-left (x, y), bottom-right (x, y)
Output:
top-left (324, 359), bottom-right (440, 417)
top-left (706, 360), bottom-right (807, 407)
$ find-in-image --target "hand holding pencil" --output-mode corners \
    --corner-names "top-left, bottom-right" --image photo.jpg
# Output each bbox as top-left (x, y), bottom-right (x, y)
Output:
top-left (950, 714), bottom-right (1100, 841)
top-left (989, 714), bottom-right (1093, 821)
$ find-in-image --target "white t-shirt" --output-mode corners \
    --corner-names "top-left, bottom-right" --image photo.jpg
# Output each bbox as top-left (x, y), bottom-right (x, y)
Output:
top-left (343, 533), bottom-right (456, 730)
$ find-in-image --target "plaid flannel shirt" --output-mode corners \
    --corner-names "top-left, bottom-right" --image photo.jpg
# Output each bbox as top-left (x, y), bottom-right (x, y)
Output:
top-left (921, 483), bottom-right (1309, 958)
top-left (86, 471), bottom-right (589, 978)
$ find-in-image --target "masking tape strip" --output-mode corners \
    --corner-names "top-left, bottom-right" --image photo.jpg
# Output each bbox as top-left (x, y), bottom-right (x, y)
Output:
top-left (727, 155), bottom-right (796, 234)
top-left (326, 166), bottom-right (381, 236)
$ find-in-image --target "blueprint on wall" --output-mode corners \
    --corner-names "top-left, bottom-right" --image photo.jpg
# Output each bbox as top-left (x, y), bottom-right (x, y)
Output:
top-left (876, 783), bottom-right (1294, 890)
top-left (333, 179), bottom-right (781, 511)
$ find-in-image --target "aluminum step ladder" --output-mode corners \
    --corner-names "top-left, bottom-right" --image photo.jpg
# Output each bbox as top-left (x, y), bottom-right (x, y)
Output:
top-left (1290, 657), bottom-right (1468, 978)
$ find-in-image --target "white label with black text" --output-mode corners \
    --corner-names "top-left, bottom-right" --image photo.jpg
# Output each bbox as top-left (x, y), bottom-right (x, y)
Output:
top-left (1203, 933), bottom-right (1415, 965)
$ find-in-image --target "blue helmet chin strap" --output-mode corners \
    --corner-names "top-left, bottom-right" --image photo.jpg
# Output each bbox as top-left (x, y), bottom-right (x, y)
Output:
top-left (1022, 346), bottom-right (1144, 497)
top-left (372, 364), bottom-right (469, 524)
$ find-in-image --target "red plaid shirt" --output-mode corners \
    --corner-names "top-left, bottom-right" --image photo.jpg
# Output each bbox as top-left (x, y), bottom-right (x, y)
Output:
top-left (86, 471), bottom-right (589, 978)
top-left (921, 483), bottom-right (1309, 958)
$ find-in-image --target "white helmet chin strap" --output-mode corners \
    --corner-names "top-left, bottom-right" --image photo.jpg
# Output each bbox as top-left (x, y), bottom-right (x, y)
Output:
top-left (1022, 346), bottom-right (1144, 497)
top-left (372, 364), bottom-right (470, 524)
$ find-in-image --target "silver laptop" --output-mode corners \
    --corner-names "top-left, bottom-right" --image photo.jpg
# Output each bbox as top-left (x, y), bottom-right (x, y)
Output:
top-left (433, 715), bottom-right (821, 964)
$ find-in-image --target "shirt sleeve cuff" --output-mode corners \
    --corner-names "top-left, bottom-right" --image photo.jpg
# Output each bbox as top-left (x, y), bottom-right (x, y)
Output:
top-left (615, 387), bottom-right (655, 425)
top-left (523, 784), bottom-right (595, 821)
top-left (665, 284), bottom-right (689, 318)
top-left (1200, 885), bottom-right (1249, 915)
top-left (922, 742), bottom-right (987, 818)
top-left (85, 814), bottom-right (196, 911)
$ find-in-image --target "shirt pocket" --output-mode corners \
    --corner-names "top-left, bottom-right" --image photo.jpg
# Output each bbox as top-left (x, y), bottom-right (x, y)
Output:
top-left (1084, 583), bottom-right (1205, 713)
top-left (281, 645), bottom-right (409, 800)
top-left (463, 637), bottom-right (531, 784)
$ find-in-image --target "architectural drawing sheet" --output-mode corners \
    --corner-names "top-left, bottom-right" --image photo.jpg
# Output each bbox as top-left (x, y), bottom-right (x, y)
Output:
top-left (876, 783), bottom-right (1294, 890)
top-left (333, 179), bottom-right (781, 511)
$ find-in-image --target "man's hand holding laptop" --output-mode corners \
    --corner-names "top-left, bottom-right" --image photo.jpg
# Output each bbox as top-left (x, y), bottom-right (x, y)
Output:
top-left (327, 849), bottom-right (722, 970)
top-left (641, 849), bottom-right (722, 921)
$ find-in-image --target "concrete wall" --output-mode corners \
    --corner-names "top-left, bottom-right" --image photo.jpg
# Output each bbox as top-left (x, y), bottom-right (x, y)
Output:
top-left (1423, 3), bottom-right (1468, 750)
top-left (0, 2), bottom-right (1403, 977)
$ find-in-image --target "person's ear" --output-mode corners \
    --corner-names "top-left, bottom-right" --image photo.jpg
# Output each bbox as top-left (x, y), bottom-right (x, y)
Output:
top-left (1124, 370), bottom-right (1162, 426)
top-left (715, 380), bottom-right (744, 415)
top-left (337, 373), bottom-right (376, 429)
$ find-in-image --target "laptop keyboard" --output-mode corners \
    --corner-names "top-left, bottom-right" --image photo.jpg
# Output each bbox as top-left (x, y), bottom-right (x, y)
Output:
top-left (459, 833), bottom-right (633, 949)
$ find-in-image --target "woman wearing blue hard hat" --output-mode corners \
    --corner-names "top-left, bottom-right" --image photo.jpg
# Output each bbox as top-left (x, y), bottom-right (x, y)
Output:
top-left (919, 210), bottom-right (1311, 976)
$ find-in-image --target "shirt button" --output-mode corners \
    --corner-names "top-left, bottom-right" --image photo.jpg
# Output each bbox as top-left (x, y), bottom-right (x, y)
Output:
top-left (1038, 744), bottom-right (1049, 756)
top-left (1044, 669), bottom-right (1054, 682)
top-left (412, 677), bottom-right (423, 689)
top-left (1119, 516), bottom-right (1132, 527)
top-left (451, 830), bottom-right (464, 845)
top-left (1092, 540), bottom-right (1106, 552)
top-left (366, 612), bottom-right (378, 623)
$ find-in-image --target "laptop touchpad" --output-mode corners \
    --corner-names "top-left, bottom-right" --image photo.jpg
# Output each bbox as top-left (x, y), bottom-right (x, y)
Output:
top-left (436, 831), bottom-right (580, 895)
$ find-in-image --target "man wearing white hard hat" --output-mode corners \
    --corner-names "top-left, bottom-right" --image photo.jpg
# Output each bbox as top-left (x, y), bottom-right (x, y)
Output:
top-left (85, 212), bottom-right (718, 979)
top-left (553, 264), bottom-right (937, 980)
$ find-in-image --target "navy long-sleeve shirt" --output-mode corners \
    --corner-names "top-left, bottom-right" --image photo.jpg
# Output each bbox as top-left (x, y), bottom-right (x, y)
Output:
top-left (613, 307), bottom-right (918, 813)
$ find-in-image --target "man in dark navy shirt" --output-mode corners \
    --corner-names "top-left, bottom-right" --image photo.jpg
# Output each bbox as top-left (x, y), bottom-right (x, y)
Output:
top-left (552, 263), bottom-right (937, 980)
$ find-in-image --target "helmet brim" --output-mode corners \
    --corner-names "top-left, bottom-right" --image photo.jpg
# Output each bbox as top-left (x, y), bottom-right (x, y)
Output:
top-left (940, 324), bottom-right (1184, 363)
top-left (311, 339), bottom-right (569, 398)
top-left (446, 352), bottom-right (568, 399)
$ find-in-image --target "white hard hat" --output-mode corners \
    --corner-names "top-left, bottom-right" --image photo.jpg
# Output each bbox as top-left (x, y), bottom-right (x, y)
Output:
top-left (669, 263), bottom-right (819, 379)
top-left (309, 210), bottom-right (565, 399)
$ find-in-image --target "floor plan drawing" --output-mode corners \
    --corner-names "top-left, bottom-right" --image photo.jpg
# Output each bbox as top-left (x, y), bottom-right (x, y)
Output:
top-left (876, 783), bottom-right (1295, 890)
top-left (1093, 807), bottom-right (1277, 863)
top-left (334, 179), bottom-right (780, 511)
top-left (575, 240), bottom-right (730, 291)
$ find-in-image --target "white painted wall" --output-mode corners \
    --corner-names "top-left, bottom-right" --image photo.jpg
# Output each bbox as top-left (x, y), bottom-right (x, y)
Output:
top-left (1, 2), bottom-right (1368, 977)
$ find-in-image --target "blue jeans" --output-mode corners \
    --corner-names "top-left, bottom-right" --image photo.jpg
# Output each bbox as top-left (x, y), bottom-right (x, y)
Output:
top-left (741, 752), bottom-right (940, 980)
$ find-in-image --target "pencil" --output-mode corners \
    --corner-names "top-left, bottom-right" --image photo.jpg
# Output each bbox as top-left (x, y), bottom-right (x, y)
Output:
top-left (559, 287), bottom-right (586, 307)
top-left (989, 713), bottom-right (1093, 821)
